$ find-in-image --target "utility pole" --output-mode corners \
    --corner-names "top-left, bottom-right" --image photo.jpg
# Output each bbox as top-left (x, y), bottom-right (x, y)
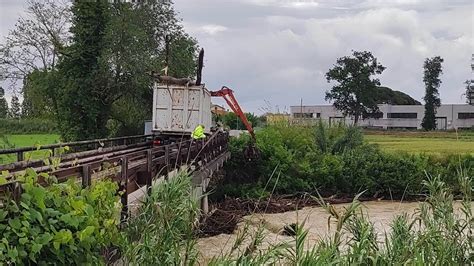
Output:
top-left (469, 54), bottom-right (474, 105)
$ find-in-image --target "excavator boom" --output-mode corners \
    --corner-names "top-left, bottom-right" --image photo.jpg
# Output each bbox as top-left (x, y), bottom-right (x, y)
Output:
top-left (210, 86), bottom-right (256, 141)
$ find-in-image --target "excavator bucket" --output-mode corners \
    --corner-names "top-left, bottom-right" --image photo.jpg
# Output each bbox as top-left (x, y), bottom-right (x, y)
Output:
top-left (244, 143), bottom-right (260, 161)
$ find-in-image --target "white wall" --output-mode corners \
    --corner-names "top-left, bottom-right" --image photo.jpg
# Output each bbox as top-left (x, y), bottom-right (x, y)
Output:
top-left (290, 104), bottom-right (474, 130)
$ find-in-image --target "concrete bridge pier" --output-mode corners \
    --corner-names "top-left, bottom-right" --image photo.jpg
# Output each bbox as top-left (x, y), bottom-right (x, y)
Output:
top-left (192, 151), bottom-right (230, 215)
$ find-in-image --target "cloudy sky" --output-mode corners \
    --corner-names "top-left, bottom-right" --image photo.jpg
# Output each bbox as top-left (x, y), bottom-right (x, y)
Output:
top-left (1, 0), bottom-right (473, 113)
top-left (174, 0), bottom-right (473, 113)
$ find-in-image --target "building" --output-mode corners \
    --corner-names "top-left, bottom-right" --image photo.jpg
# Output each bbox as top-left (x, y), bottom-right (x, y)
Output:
top-left (265, 113), bottom-right (291, 125)
top-left (211, 104), bottom-right (227, 116)
top-left (290, 104), bottom-right (474, 130)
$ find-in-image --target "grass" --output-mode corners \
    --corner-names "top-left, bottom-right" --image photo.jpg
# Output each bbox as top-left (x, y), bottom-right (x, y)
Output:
top-left (0, 134), bottom-right (61, 164)
top-left (365, 131), bottom-right (474, 154)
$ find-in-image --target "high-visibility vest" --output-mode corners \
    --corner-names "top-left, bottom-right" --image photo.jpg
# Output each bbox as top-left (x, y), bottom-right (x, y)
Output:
top-left (191, 125), bottom-right (205, 139)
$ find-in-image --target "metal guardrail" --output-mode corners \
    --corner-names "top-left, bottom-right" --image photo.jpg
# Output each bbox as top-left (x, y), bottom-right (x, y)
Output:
top-left (0, 134), bottom-right (153, 162)
top-left (0, 132), bottom-right (230, 219)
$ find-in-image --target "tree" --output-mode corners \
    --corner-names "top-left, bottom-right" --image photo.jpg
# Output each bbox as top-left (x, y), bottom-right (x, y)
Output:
top-left (100, 0), bottom-right (198, 136)
top-left (1, 0), bottom-right (198, 139)
top-left (373, 86), bottom-right (421, 105)
top-left (220, 112), bottom-right (259, 130)
top-left (9, 95), bottom-right (21, 119)
top-left (0, 0), bottom-right (70, 120)
top-left (325, 51), bottom-right (385, 124)
top-left (465, 80), bottom-right (473, 105)
top-left (0, 87), bottom-right (8, 118)
top-left (0, 0), bottom-right (70, 83)
top-left (54, 1), bottom-right (111, 141)
top-left (421, 56), bottom-right (443, 130)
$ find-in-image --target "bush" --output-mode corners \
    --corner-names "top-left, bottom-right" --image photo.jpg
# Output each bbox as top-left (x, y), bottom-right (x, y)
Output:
top-left (0, 169), bottom-right (121, 264)
top-left (218, 123), bottom-right (473, 199)
top-left (0, 118), bottom-right (58, 134)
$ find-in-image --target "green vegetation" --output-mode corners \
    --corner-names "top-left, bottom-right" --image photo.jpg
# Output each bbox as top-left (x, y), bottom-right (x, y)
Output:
top-left (0, 134), bottom-right (60, 148)
top-left (216, 112), bottom-right (264, 130)
top-left (215, 123), bottom-right (474, 200)
top-left (365, 133), bottom-right (474, 154)
top-left (0, 170), bottom-right (121, 264)
top-left (0, 87), bottom-right (8, 119)
top-left (9, 96), bottom-right (21, 119)
top-left (0, 119), bottom-right (58, 134)
top-left (120, 172), bottom-right (199, 265)
top-left (1, 164), bottom-right (471, 264)
top-left (373, 86), bottom-right (421, 105)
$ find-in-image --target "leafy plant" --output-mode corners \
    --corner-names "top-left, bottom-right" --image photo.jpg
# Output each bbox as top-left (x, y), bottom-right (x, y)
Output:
top-left (0, 169), bottom-right (121, 264)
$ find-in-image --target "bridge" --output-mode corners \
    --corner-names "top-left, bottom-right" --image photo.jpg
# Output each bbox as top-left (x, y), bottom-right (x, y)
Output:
top-left (0, 132), bottom-right (230, 218)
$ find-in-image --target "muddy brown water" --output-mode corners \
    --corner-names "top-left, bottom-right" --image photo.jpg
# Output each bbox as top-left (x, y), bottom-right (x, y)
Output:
top-left (197, 200), bottom-right (472, 263)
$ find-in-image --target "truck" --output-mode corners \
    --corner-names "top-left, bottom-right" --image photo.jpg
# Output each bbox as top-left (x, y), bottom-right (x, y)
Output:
top-left (151, 83), bottom-right (212, 137)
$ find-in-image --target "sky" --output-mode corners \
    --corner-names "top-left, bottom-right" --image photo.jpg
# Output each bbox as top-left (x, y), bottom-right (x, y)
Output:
top-left (1, 0), bottom-right (473, 113)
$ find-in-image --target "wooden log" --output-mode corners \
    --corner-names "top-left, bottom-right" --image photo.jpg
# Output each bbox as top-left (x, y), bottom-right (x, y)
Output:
top-left (148, 72), bottom-right (196, 86)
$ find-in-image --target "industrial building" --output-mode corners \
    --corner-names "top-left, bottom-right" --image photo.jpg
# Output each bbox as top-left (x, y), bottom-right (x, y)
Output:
top-left (290, 104), bottom-right (474, 130)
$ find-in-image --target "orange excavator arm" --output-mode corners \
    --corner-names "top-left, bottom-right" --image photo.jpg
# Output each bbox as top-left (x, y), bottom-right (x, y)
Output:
top-left (210, 86), bottom-right (256, 141)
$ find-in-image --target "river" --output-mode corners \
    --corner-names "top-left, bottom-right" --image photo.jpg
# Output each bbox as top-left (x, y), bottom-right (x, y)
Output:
top-left (197, 200), bottom-right (471, 263)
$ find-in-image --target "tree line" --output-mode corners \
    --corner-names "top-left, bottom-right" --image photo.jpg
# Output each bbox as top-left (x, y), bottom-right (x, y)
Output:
top-left (0, 0), bottom-right (198, 140)
top-left (0, 87), bottom-right (21, 119)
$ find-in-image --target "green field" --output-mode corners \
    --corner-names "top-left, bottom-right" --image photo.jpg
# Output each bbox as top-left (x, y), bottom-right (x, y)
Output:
top-left (365, 131), bottom-right (474, 154)
top-left (0, 134), bottom-right (61, 164)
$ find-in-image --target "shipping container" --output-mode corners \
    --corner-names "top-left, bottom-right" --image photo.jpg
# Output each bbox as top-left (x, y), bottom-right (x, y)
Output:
top-left (152, 83), bottom-right (212, 135)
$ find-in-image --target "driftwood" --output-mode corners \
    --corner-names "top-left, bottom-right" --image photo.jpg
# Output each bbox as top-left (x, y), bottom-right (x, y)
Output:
top-left (148, 71), bottom-right (197, 86)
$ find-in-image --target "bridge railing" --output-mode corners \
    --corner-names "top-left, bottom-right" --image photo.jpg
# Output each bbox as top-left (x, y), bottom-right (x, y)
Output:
top-left (0, 132), bottom-right (230, 219)
top-left (0, 134), bottom-right (153, 162)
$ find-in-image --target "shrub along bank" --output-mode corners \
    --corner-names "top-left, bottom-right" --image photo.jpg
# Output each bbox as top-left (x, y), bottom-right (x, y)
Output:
top-left (214, 122), bottom-right (473, 200)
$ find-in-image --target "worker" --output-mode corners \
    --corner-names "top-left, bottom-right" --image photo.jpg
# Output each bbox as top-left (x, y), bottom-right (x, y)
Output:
top-left (191, 124), bottom-right (206, 140)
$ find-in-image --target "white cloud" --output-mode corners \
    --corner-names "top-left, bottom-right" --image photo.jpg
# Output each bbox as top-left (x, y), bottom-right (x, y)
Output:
top-left (358, 0), bottom-right (422, 8)
top-left (183, 23), bottom-right (228, 36)
top-left (200, 24), bottom-right (228, 35)
top-left (244, 0), bottom-right (319, 8)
